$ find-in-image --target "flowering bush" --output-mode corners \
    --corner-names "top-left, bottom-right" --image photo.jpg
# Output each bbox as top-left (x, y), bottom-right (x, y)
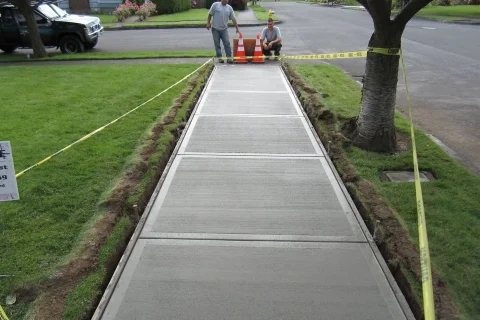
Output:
top-left (113, 0), bottom-right (140, 21)
top-left (136, 1), bottom-right (157, 21)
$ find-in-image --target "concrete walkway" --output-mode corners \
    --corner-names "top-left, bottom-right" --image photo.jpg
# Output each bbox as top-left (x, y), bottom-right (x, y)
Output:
top-left (93, 64), bottom-right (414, 320)
top-left (235, 7), bottom-right (261, 25)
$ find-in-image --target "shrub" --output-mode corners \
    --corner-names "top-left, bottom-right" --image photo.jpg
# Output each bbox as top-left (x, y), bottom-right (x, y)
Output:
top-left (113, 0), bottom-right (139, 21)
top-left (230, 0), bottom-right (247, 10)
top-left (136, 0), bottom-right (157, 20)
top-left (152, 0), bottom-right (190, 14)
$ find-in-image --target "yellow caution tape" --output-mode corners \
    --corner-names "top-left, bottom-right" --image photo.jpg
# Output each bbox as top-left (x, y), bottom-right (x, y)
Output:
top-left (367, 47), bottom-right (400, 56)
top-left (218, 51), bottom-right (368, 61)
top-left (0, 305), bottom-right (9, 320)
top-left (400, 48), bottom-right (435, 320)
top-left (283, 51), bottom-right (367, 60)
top-left (15, 58), bottom-right (213, 179)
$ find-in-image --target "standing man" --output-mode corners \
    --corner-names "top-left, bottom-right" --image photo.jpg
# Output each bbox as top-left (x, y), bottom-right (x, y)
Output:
top-left (207, 0), bottom-right (240, 64)
top-left (261, 18), bottom-right (282, 60)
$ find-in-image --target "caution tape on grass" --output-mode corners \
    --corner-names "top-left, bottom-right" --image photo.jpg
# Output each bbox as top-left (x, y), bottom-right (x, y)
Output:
top-left (0, 305), bottom-right (9, 320)
top-left (15, 58), bottom-right (213, 179)
top-left (368, 45), bottom-right (435, 319)
top-left (398, 48), bottom-right (436, 320)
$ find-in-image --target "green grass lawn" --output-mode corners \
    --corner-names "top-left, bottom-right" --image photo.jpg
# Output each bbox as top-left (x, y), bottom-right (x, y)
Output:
top-left (293, 64), bottom-right (480, 319)
top-left (249, 4), bottom-right (280, 20)
top-left (123, 21), bottom-right (206, 27)
top-left (393, 5), bottom-right (480, 20)
top-left (91, 14), bottom-right (118, 23)
top-left (148, 8), bottom-right (210, 22)
top-left (118, 8), bottom-right (243, 27)
top-left (0, 50), bottom-right (215, 62)
top-left (419, 5), bottom-right (480, 18)
top-left (0, 63), bottom-right (202, 319)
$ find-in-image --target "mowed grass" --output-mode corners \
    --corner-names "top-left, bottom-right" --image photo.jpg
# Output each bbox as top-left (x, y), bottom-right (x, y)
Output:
top-left (250, 4), bottom-right (280, 20)
top-left (293, 64), bottom-right (480, 319)
top-left (91, 14), bottom-right (118, 23)
top-left (0, 50), bottom-right (215, 62)
top-left (119, 8), bottom-right (242, 27)
top-left (418, 5), bottom-right (480, 19)
top-left (148, 8), bottom-right (211, 21)
top-left (0, 63), bottom-right (200, 318)
top-left (393, 5), bottom-right (480, 20)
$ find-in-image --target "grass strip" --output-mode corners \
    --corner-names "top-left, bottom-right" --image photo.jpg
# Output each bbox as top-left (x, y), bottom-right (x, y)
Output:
top-left (249, 4), bottom-right (280, 20)
top-left (91, 14), bottom-right (118, 24)
top-left (393, 5), bottom-right (480, 20)
top-left (0, 50), bottom-right (215, 62)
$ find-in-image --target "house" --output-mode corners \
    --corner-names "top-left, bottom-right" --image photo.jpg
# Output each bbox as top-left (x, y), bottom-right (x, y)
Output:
top-left (58, 0), bottom-right (121, 13)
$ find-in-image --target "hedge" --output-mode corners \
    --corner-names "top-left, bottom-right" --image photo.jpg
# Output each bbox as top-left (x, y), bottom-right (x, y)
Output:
top-left (153, 0), bottom-right (190, 14)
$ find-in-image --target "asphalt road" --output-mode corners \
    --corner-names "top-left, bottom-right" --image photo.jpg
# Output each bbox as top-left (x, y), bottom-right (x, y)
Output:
top-left (16, 2), bottom-right (480, 174)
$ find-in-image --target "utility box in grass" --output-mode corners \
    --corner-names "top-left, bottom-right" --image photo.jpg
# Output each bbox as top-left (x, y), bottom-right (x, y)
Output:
top-left (233, 38), bottom-right (263, 61)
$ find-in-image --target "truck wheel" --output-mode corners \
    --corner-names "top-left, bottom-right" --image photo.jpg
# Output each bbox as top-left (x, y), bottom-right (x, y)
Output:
top-left (0, 46), bottom-right (18, 54)
top-left (59, 35), bottom-right (85, 54)
top-left (84, 38), bottom-right (98, 50)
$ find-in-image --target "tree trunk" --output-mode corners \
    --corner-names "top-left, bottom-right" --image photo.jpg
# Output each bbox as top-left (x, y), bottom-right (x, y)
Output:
top-left (14, 0), bottom-right (47, 58)
top-left (349, 29), bottom-right (403, 153)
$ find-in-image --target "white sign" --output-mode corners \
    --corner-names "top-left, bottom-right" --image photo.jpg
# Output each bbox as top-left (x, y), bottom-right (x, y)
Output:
top-left (0, 141), bottom-right (19, 201)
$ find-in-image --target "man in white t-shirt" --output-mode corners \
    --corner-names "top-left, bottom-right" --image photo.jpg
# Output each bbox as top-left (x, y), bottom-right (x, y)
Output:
top-left (207, 0), bottom-right (240, 64)
top-left (260, 18), bottom-right (282, 59)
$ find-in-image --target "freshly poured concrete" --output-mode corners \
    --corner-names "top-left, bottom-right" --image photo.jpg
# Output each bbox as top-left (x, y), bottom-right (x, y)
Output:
top-left (141, 156), bottom-right (365, 242)
top-left (201, 91), bottom-right (299, 115)
top-left (95, 65), bottom-right (413, 320)
top-left (102, 240), bottom-right (406, 320)
top-left (182, 116), bottom-right (320, 155)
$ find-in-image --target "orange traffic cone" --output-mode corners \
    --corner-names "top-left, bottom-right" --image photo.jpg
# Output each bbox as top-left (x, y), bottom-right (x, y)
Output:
top-left (235, 33), bottom-right (247, 64)
top-left (252, 34), bottom-right (264, 63)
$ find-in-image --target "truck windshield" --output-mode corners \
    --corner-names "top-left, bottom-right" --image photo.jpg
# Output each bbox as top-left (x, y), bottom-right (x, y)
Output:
top-left (49, 4), bottom-right (68, 18)
top-left (37, 4), bottom-right (62, 19)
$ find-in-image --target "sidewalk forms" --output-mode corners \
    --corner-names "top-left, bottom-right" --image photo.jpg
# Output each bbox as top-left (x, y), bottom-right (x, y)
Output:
top-left (93, 64), bottom-right (415, 320)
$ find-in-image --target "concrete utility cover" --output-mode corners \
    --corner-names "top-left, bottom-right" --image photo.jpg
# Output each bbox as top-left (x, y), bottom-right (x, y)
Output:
top-left (384, 171), bottom-right (432, 182)
top-left (101, 240), bottom-right (407, 320)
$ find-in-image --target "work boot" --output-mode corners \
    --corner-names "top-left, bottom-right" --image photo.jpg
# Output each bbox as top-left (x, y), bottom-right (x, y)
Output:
top-left (218, 58), bottom-right (224, 63)
top-left (227, 59), bottom-right (234, 64)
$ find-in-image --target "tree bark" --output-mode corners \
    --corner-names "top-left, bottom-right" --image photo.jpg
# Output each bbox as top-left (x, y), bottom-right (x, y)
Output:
top-left (349, 27), bottom-right (403, 153)
top-left (12, 0), bottom-right (47, 58)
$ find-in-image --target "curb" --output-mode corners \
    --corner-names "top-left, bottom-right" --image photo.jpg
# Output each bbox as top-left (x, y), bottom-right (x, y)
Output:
top-left (103, 20), bottom-right (281, 31)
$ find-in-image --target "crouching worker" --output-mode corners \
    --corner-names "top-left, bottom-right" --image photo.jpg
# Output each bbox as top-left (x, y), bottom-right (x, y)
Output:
top-left (261, 18), bottom-right (282, 59)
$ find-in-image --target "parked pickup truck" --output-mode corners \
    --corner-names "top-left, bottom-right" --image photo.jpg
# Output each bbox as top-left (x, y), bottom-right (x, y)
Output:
top-left (0, 1), bottom-right (103, 54)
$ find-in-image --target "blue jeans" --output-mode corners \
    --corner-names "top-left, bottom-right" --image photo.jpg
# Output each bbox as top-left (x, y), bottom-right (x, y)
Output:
top-left (211, 27), bottom-right (232, 58)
